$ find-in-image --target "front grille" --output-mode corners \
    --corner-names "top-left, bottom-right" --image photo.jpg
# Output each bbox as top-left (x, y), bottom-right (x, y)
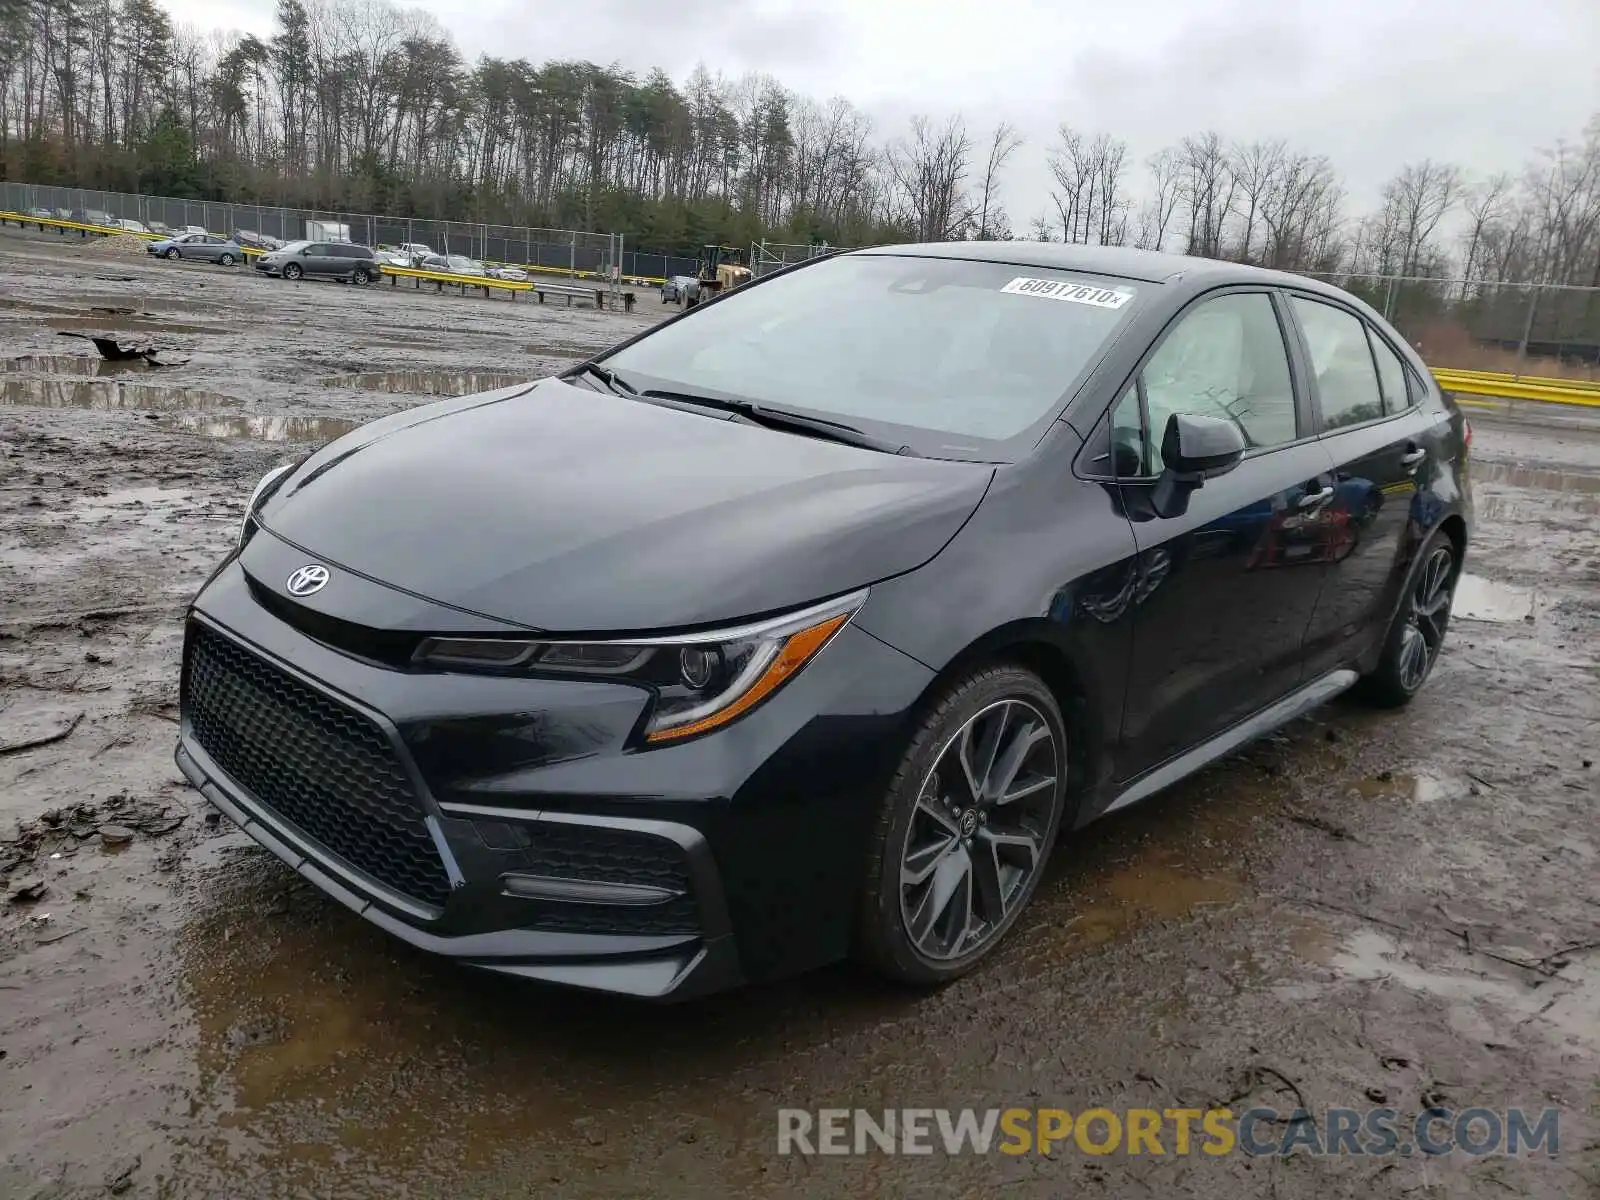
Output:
top-left (484, 821), bottom-right (699, 935)
top-left (183, 621), bottom-right (452, 908)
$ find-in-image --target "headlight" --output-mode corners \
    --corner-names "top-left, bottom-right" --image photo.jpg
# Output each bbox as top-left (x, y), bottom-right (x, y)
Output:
top-left (236, 461), bottom-right (297, 552)
top-left (413, 588), bottom-right (868, 744)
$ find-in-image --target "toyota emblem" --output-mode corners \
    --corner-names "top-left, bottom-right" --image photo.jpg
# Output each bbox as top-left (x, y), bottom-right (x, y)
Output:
top-left (285, 564), bottom-right (330, 597)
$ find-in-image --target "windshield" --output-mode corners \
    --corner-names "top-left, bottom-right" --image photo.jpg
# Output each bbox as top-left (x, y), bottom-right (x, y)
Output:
top-left (278, 241), bottom-right (309, 254)
top-left (602, 254), bottom-right (1141, 454)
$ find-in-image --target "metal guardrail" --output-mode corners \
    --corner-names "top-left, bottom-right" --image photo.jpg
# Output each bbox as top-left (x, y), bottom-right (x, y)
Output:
top-left (1432, 368), bottom-right (1600, 408)
top-left (378, 264), bottom-right (637, 310)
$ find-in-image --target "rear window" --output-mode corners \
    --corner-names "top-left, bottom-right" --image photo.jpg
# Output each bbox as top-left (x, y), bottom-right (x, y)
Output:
top-left (603, 254), bottom-right (1141, 453)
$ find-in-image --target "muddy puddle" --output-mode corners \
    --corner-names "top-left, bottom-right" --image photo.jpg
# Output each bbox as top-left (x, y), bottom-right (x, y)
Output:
top-left (1454, 573), bottom-right (1536, 622)
top-left (0, 376), bottom-right (358, 443)
top-left (320, 369), bottom-right (533, 395)
top-left (163, 414), bottom-right (358, 442)
top-left (0, 375), bottom-right (229, 412)
top-left (1, 352), bottom-right (153, 376)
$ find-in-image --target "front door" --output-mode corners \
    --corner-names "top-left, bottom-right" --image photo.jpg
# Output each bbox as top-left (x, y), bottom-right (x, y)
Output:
top-left (1285, 295), bottom-right (1440, 675)
top-left (1108, 290), bottom-right (1336, 779)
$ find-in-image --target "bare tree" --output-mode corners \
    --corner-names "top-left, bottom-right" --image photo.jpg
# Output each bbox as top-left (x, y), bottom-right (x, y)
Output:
top-left (1047, 124), bottom-right (1090, 243)
top-left (1134, 147), bottom-right (1181, 251)
top-left (1258, 150), bottom-right (1343, 272)
top-left (883, 113), bottom-right (975, 241)
top-left (1522, 123), bottom-right (1600, 285)
top-left (1047, 126), bottom-right (1128, 245)
top-left (1459, 172), bottom-right (1513, 293)
top-left (1179, 131), bottom-right (1234, 258)
top-left (973, 119), bottom-right (1020, 240)
top-left (1227, 139), bottom-right (1284, 262)
top-left (1382, 159), bottom-right (1462, 278)
top-left (1092, 133), bottom-right (1129, 245)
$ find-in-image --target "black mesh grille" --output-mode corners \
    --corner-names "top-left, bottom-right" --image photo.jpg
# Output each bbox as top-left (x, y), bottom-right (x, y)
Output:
top-left (183, 622), bottom-right (451, 909)
top-left (484, 821), bottom-right (699, 935)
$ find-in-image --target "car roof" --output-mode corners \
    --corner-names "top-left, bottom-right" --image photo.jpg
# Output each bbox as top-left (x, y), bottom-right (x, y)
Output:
top-left (851, 241), bottom-right (1352, 299)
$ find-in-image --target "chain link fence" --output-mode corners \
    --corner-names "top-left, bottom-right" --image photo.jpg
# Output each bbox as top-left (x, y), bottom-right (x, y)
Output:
top-left (0, 181), bottom-right (706, 284)
top-left (748, 239), bottom-right (847, 279)
top-left (1304, 272), bottom-right (1600, 380)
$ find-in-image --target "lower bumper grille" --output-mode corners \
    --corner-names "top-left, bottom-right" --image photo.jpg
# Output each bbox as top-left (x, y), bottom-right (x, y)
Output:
top-left (477, 820), bottom-right (700, 935)
top-left (183, 621), bottom-right (452, 909)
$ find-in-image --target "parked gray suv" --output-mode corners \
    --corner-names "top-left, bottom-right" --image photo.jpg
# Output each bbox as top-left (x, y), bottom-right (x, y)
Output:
top-left (255, 241), bottom-right (379, 284)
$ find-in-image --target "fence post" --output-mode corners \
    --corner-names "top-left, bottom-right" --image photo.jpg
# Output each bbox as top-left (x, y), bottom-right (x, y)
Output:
top-left (570, 232), bottom-right (576, 280)
top-left (1513, 285), bottom-right (1541, 380)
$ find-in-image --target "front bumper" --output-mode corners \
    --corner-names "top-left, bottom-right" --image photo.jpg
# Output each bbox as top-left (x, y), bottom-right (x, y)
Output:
top-left (177, 554), bottom-right (934, 999)
top-left (176, 727), bottom-right (744, 1000)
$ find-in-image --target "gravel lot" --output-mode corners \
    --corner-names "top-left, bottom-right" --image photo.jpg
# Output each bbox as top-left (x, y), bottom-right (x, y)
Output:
top-left (1, 227), bottom-right (1596, 1199)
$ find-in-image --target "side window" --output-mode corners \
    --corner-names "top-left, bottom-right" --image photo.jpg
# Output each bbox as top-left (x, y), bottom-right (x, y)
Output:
top-left (305, 244), bottom-right (326, 257)
top-left (1109, 385), bottom-right (1148, 477)
top-left (1291, 297), bottom-right (1385, 430)
top-left (1367, 328), bottom-right (1412, 414)
top-left (1141, 292), bottom-right (1298, 461)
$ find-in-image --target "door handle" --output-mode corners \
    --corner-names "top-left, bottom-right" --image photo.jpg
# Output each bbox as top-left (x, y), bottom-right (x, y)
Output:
top-left (1400, 447), bottom-right (1427, 468)
top-left (1298, 486), bottom-right (1334, 509)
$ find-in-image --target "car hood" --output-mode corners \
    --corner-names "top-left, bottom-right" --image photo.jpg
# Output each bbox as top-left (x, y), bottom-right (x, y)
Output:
top-left (253, 377), bottom-right (994, 632)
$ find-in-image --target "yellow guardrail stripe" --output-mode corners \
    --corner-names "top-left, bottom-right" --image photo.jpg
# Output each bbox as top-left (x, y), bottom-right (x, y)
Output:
top-left (379, 264), bottom-right (533, 291)
top-left (1432, 367), bottom-right (1600, 408)
top-left (0, 209), bottom-right (175, 238)
top-left (1434, 366), bottom-right (1600, 392)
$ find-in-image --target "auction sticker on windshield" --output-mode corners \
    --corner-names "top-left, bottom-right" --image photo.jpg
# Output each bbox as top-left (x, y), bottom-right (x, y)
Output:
top-left (1000, 277), bottom-right (1134, 309)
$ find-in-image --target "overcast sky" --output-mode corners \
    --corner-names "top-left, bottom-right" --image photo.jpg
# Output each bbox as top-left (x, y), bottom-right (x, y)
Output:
top-left (168, 0), bottom-right (1600, 224)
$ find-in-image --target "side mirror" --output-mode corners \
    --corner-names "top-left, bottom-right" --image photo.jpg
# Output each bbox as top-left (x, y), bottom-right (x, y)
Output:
top-left (1150, 413), bottom-right (1247, 519)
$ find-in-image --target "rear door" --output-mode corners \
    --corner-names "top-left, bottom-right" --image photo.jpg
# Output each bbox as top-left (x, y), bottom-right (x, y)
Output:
top-left (1285, 294), bottom-right (1438, 675)
top-left (1104, 289), bottom-right (1339, 779)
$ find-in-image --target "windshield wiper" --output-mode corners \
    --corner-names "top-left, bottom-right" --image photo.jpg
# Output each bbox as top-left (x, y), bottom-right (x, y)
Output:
top-left (639, 388), bottom-right (916, 456)
top-left (568, 361), bottom-right (637, 396)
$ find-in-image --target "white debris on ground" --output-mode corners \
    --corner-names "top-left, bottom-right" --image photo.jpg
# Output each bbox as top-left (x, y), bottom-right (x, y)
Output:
top-left (80, 233), bottom-right (154, 259)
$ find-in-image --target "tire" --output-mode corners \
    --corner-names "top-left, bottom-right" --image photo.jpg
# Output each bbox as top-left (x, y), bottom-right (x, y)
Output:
top-left (164, 248), bottom-right (180, 260)
top-left (282, 262), bottom-right (303, 281)
top-left (1355, 529), bottom-right (1459, 708)
top-left (856, 665), bottom-right (1068, 986)
top-left (218, 253), bottom-right (234, 266)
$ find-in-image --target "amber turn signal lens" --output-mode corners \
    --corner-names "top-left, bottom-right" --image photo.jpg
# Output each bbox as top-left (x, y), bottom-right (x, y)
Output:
top-left (644, 612), bottom-right (850, 743)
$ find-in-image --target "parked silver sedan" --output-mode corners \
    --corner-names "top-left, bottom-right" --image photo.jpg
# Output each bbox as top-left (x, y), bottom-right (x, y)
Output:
top-left (420, 253), bottom-right (486, 277)
top-left (147, 232), bottom-right (243, 266)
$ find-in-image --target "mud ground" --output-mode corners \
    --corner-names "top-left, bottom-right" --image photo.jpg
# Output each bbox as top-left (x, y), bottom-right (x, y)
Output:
top-left (0, 227), bottom-right (1596, 1199)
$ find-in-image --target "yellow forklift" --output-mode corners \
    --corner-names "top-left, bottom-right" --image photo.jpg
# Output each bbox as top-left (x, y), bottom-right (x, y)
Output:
top-left (684, 244), bottom-right (751, 307)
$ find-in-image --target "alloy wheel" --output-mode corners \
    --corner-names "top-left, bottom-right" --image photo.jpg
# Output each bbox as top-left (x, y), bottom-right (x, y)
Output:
top-left (1397, 544), bottom-right (1454, 691)
top-left (898, 698), bottom-right (1061, 962)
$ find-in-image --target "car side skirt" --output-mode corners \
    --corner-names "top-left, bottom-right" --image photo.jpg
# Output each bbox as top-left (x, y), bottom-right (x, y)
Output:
top-left (1096, 667), bottom-right (1359, 819)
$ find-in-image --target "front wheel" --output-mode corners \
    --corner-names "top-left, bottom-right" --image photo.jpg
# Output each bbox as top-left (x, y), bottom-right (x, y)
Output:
top-left (856, 665), bottom-right (1068, 985)
top-left (164, 248), bottom-right (180, 260)
top-left (1356, 530), bottom-right (1459, 707)
top-left (218, 252), bottom-right (235, 266)
top-left (282, 262), bottom-right (303, 281)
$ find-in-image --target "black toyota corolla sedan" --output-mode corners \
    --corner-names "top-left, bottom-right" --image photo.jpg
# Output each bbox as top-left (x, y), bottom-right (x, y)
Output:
top-left (176, 243), bottom-right (1470, 999)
